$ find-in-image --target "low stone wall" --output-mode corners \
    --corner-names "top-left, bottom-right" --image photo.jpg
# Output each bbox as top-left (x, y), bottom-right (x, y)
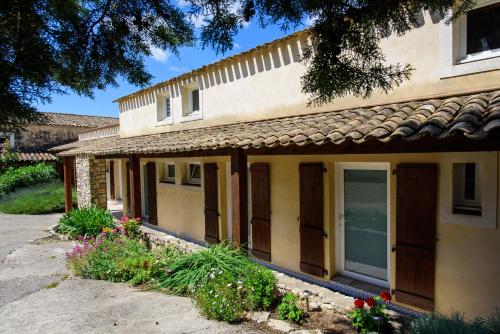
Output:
top-left (76, 154), bottom-right (107, 208)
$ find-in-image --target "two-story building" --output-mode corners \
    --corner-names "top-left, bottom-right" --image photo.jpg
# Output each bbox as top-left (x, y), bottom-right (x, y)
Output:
top-left (54, 2), bottom-right (500, 318)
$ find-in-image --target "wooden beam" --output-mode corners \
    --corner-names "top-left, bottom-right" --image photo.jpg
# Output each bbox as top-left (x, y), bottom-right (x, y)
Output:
top-left (231, 149), bottom-right (248, 246)
top-left (129, 155), bottom-right (142, 219)
top-left (95, 148), bottom-right (231, 160)
top-left (63, 157), bottom-right (74, 212)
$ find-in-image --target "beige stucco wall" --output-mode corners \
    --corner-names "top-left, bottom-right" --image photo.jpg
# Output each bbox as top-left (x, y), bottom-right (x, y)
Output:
top-left (118, 10), bottom-right (500, 138)
top-left (138, 157), bottom-right (230, 242)
top-left (129, 151), bottom-right (500, 317)
top-left (249, 151), bottom-right (500, 318)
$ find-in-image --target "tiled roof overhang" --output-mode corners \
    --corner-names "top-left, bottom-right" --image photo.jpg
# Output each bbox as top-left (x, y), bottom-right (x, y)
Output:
top-left (56, 90), bottom-right (500, 157)
top-left (16, 152), bottom-right (58, 162)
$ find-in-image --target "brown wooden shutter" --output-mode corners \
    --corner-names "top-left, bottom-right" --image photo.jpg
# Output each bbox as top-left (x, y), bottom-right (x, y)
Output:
top-left (146, 162), bottom-right (158, 225)
top-left (395, 163), bottom-right (437, 311)
top-left (109, 161), bottom-right (115, 200)
top-left (299, 163), bottom-right (326, 277)
top-left (204, 163), bottom-right (219, 243)
top-left (250, 163), bottom-right (271, 261)
top-left (125, 161), bottom-right (131, 215)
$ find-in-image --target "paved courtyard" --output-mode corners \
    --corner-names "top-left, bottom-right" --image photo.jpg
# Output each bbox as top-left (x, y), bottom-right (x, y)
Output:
top-left (0, 214), bottom-right (263, 334)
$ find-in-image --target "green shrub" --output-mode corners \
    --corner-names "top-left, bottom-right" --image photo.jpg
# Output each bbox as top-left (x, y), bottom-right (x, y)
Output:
top-left (277, 292), bottom-right (305, 324)
top-left (118, 216), bottom-right (142, 239)
top-left (194, 273), bottom-right (245, 322)
top-left (56, 206), bottom-right (114, 238)
top-left (82, 237), bottom-right (154, 285)
top-left (411, 312), bottom-right (500, 334)
top-left (157, 242), bottom-right (256, 294)
top-left (244, 266), bottom-right (277, 311)
top-left (0, 181), bottom-right (74, 214)
top-left (0, 163), bottom-right (58, 197)
top-left (67, 235), bottom-right (186, 286)
top-left (156, 242), bottom-right (277, 322)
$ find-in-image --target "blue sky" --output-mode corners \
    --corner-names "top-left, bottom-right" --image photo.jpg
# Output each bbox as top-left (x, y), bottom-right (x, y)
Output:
top-left (37, 16), bottom-right (311, 118)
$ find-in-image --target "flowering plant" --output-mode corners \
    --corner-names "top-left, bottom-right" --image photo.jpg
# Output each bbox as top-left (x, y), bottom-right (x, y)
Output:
top-left (118, 216), bottom-right (141, 239)
top-left (349, 292), bottom-right (391, 333)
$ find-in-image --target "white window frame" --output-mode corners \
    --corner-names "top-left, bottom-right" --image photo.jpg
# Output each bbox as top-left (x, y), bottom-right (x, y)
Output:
top-left (452, 162), bottom-right (482, 216)
top-left (440, 0), bottom-right (500, 78)
top-left (181, 82), bottom-right (203, 122)
top-left (0, 133), bottom-right (15, 148)
top-left (184, 162), bottom-right (201, 186)
top-left (162, 162), bottom-right (176, 184)
top-left (156, 93), bottom-right (173, 125)
top-left (335, 162), bottom-right (391, 288)
top-left (455, 0), bottom-right (500, 63)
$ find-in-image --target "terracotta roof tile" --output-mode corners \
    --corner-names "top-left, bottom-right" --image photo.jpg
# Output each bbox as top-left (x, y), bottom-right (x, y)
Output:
top-left (56, 90), bottom-right (500, 157)
top-left (37, 112), bottom-right (118, 128)
top-left (16, 152), bottom-right (58, 161)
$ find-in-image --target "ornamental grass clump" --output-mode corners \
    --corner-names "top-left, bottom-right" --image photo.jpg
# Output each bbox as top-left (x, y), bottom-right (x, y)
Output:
top-left (411, 311), bottom-right (500, 334)
top-left (156, 242), bottom-right (255, 295)
top-left (157, 242), bottom-right (278, 322)
top-left (55, 206), bottom-right (115, 238)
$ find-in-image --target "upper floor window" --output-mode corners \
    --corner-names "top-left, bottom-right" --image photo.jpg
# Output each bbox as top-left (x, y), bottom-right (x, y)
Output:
top-left (455, 1), bottom-right (500, 63)
top-left (156, 94), bottom-right (173, 124)
top-left (181, 82), bottom-right (203, 122)
top-left (191, 89), bottom-right (200, 113)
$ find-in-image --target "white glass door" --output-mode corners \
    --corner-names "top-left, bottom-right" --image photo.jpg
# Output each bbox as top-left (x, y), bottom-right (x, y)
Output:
top-left (337, 163), bottom-right (390, 286)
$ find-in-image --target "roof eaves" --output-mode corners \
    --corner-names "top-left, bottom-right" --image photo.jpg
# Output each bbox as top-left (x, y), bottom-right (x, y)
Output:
top-left (113, 29), bottom-right (309, 103)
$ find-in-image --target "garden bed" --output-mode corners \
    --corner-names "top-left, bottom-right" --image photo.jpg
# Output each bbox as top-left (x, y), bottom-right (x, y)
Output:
top-left (53, 208), bottom-right (500, 334)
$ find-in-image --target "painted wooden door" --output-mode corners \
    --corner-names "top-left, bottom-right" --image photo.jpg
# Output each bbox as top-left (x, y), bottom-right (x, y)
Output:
top-left (250, 163), bottom-right (271, 261)
top-left (299, 163), bottom-right (326, 277)
top-left (204, 163), bottom-right (219, 243)
top-left (395, 164), bottom-right (437, 311)
top-left (146, 162), bottom-right (158, 225)
top-left (109, 161), bottom-right (115, 200)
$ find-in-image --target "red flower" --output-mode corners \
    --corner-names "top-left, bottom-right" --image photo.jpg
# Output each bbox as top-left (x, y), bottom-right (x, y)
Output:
top-left (354, 298), bottom-right (365, 308)
top-left (379, 291), bottom-right (391, 301)
top-left (366, 297), bottom-right (376, 307)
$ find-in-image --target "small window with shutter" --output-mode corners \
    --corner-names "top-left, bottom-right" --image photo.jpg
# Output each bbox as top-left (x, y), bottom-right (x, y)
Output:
top-left (161, 162), bottom-right (176, 184)
top-left (453, 163), bottom-right (482, 216)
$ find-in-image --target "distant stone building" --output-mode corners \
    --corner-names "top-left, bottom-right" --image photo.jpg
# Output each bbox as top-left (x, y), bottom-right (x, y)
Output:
top-left (0, 112), bottom-right (118, 174)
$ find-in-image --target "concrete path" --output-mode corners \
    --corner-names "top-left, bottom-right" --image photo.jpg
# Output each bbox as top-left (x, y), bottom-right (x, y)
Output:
top-left (0, 214), bottom-right (263, 334)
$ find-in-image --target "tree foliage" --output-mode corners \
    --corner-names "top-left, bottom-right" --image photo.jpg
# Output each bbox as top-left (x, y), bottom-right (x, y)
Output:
top-left (0, 0), bottom-right (470, 131)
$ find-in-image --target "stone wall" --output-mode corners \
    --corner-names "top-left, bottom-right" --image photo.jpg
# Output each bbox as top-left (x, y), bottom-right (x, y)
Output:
top-left (76, 154), bottom-right (107, 208)
top-left (16, 125), bottom-right (82, 152)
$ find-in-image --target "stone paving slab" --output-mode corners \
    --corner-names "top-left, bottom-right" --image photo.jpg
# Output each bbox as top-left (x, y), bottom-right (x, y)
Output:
top-left (0, 214), bottom-right (264, 334)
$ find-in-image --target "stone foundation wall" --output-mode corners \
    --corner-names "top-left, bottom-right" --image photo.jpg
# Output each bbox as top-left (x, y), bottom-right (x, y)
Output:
top-left (76, 154), bottom-right (107, 208)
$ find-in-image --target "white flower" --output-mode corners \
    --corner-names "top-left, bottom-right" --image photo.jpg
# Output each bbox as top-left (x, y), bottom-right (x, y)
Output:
top-left (227, 283), bottom-right (232, 287)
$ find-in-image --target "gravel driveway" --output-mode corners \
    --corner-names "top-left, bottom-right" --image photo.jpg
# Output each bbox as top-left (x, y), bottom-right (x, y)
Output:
top-left (0, 214), bottom-right (263, 334)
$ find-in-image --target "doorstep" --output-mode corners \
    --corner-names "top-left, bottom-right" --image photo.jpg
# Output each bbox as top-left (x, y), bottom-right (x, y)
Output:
top-left (331, 275), bottom-right (389, 295)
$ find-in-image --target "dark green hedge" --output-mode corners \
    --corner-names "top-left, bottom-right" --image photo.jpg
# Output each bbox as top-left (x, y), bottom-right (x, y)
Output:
top-left (0, 163), bottom-right (58, 198)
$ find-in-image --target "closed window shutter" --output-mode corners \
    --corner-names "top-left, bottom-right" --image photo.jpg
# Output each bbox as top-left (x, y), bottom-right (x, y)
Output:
top-left (204, 163), bottom-right (219, 243)
top-left (395, 164), bottom-right (437, 311)
top-left (299, 163), bottom-right (326, 277)
top-left (250, 163), bottom-right (271, 261)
